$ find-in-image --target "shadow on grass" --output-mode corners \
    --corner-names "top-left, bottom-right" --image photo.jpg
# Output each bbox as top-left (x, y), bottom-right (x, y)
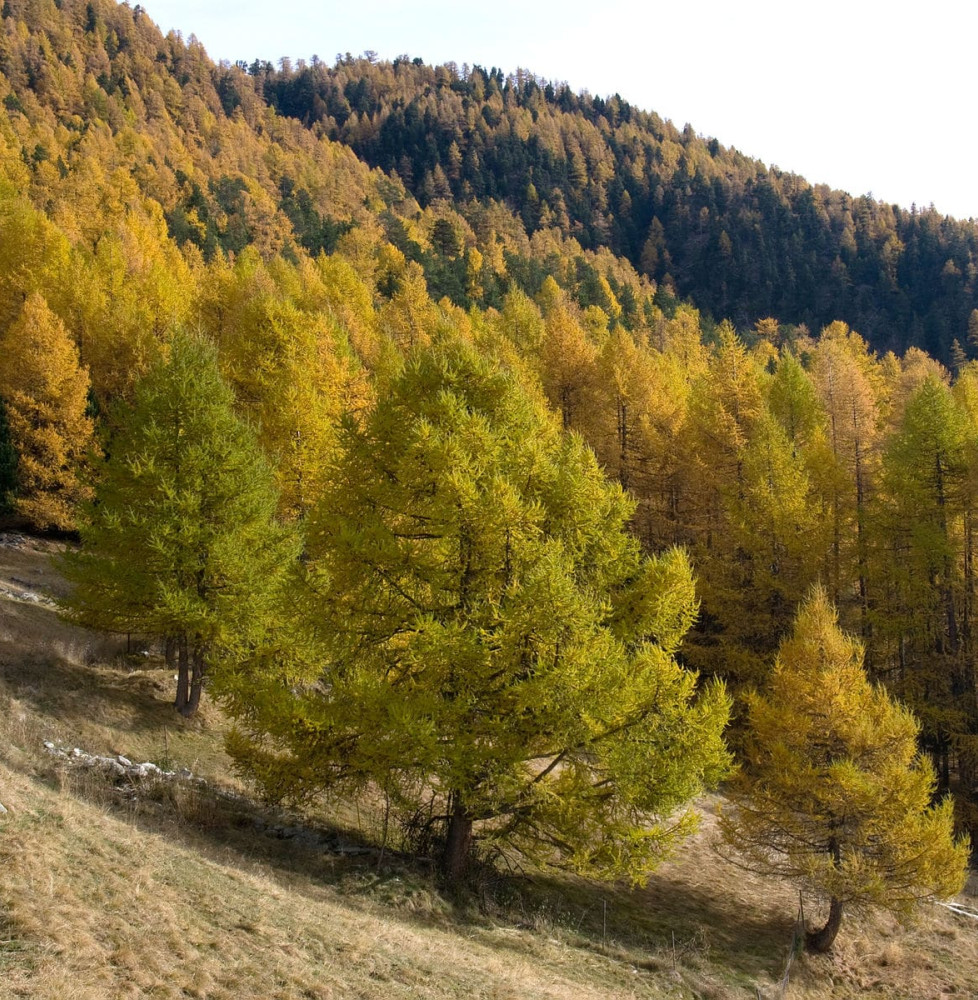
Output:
top-left (34, 744), bottom-right (793, 997)
top-left (2, 609), bottom-right (792, 993)
top-left (472, 865), bottom-right (794, 986)
top-left (0, 648), bottom-right (170, 734)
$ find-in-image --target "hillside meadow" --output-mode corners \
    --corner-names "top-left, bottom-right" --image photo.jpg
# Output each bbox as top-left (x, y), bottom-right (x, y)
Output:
top-left (1, 534), bottom-right (976, 999)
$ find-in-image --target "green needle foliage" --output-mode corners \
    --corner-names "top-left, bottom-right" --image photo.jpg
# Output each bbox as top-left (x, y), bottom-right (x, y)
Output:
top-left (719, 586), bottom-right (969, 953)
top-left (224, 339), bottom-right (731, 884)
top-left (60, 331), bottom-right (298, 717)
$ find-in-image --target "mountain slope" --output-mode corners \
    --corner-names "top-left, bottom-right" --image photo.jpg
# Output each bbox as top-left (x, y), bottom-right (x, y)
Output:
top-left (2, 537), bottom-right (978, 999)
top-left (259, 55), bottom-right (978, 360)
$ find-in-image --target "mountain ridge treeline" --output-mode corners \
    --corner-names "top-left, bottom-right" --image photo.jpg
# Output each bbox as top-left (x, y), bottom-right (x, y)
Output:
top-left (256, 54), bottom-right (978, 362)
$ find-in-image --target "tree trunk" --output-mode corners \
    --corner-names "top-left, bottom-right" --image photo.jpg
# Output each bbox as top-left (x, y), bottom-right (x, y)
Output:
top-left (618, 398), bottom-right (629, 491)
top-left (442, 794), bottom-right (473, 884)
top-left (806, 896), bottom-right (844, 953)
top-left (174, 633), bottom-right (189, 714)
top-left (854, 437), bottom-right (870, 646)
top-left (185, 642), bottom-right (205, 718)
top-left (164, 635), bottom-right (177, 669)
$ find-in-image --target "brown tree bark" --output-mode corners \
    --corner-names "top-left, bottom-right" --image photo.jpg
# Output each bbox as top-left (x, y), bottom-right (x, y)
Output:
top-left (174, 632), bottom-right (190, 714)
top-left (185, 642), bottom-right (205, 718)
top-left (442, 794), bottom-right (473, 884)
top-left (806, 896), bottom-right (844, 953)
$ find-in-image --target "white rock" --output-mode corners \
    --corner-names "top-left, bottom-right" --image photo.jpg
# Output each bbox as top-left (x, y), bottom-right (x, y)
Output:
top-left (43, 741), bottom-right (54, 749)
top-left (0, 802), bottom-right (7, 814)
top-left (116, 756), bottom-right (132, 767)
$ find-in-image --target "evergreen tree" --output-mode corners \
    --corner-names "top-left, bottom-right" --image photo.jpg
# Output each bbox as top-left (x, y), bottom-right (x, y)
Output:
top-left (809, 325), bottom-right (883, 626)
top-left (224, 339), bottom-right (731, 883)
top-left (60, 332), bottom-right (298, 717)
top-left (719, 587), bottom-right (968, 953)
top-left (0, 292), bottom-right (94, 531)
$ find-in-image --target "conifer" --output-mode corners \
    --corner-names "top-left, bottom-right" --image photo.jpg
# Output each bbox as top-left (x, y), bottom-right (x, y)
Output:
top-left (0, 292), bottom-right (93, 531)
top-left (60, 332), bottom-right (297, 716)
top-left (225, 339), bottom-right (731, 883)
top-left (719, 587), bottom-right (968, 952)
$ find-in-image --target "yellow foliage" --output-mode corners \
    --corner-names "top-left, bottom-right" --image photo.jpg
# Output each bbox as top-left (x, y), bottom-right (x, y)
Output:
top-left (0, 292), bottom-right (94, 530)
top-left (720, 587), bottom-right (968, 947)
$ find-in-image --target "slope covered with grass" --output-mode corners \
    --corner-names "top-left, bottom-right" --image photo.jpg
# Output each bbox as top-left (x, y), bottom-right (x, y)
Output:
top-left (1, 534), bottom-right (977, 999)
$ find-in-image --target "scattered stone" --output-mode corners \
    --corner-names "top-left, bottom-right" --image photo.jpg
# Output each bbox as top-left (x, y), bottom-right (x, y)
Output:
top-left (0, 564), bottom-right (58, 608)
top-left (334, 838), bottom-right (374, 856)
top-left (45, 743), bottom-right (174, 783)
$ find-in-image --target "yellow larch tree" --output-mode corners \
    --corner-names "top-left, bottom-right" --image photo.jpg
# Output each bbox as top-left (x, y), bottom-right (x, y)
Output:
top-left (0, 292), bottom-right (94, 531)
top-left (720, 587), bottom-right (968, 953)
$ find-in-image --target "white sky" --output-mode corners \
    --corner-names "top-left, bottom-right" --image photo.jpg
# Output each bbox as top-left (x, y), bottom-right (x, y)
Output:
top-left (143, 0), bottom-right (978, 220)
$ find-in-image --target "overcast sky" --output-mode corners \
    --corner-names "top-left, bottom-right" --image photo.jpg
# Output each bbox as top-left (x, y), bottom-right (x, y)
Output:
top-left (143, 0), bottom-right (978, 220)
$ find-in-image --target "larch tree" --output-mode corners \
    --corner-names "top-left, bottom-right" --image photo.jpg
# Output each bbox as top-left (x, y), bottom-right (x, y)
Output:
top-left (223, 339), bottom-right (731, 885)
top-left (592, 327), bottom-right (657, 492)
top-left (60, 331), bottom-right (298, 717)
top-left (0, 292), bottom-right (94, 531)
top-left (728, 409), bottom-right (822, 646)
top-left (719, 587), bottom-right (968, 953)
top-left (678, 323), bottom-right (769, 684)
top-left (767, 349), bottom-right (822, 457)
top-left (199, 252), bottom-right (362, 520)
top-left (536, 277), bottom-right (600, 432)
top-left (873, 375), bottom-right (972, 793)
top-left (809, 325), bottom-right (883, 628)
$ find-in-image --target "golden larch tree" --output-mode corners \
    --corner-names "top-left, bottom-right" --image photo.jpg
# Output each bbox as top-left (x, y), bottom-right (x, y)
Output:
top-left (0, 292), bottom-right (94, 530)
top-left (719, 586), bottom-right (968, 952)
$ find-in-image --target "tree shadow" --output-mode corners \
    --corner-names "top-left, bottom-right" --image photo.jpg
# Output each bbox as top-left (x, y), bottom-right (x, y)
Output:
top-left (0, 645), bottom-right (170, 734)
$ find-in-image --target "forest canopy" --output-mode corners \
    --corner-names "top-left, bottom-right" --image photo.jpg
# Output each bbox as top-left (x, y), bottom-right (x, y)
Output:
top-left (0, 0), bottom-right (974, 942)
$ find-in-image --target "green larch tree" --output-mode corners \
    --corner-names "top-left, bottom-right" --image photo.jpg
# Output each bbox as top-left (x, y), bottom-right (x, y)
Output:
top-left (767, 349), bottom-right (822, 456)
top-left (223, 339), bottom-right (731, 884)
top-left (720, 587), bottom-right (968, 953)
top-left (60, 332), bottom-right (298, 717)
top-left (873, 375), bottom-right (972, 794)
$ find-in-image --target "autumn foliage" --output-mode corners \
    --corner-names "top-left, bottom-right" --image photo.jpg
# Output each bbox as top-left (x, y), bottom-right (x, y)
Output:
top-left (0, 0), bottom-right (972, 939)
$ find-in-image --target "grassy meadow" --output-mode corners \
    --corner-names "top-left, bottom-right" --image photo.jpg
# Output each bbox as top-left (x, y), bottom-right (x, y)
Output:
top-left (0, 533), bottom-right (975, 1000)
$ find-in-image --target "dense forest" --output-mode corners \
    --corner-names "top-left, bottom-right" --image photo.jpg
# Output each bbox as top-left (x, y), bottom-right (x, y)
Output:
top-left (0, 0), bottom-right (975, 952)
top-left (257, 55), bottom-right (978, 362)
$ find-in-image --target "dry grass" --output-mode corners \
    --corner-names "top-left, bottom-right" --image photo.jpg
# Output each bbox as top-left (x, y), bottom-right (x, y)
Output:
top-left (2, 534), bottom-right (978, 999)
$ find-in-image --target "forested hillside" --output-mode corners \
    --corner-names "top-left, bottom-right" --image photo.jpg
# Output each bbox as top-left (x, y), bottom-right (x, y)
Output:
top-left (259, 55), bottom-right (978, 361)
top-left (0, 0), bottom-right (976, 964)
